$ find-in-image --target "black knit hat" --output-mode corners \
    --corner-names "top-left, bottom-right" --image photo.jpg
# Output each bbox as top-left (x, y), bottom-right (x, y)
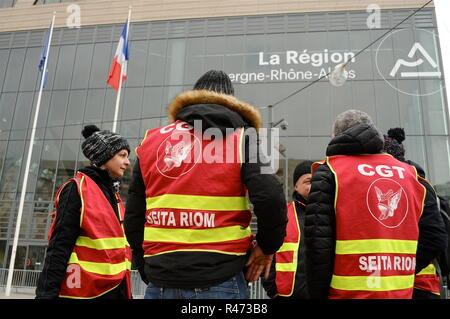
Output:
top-left (81, 125), bottom-right (130, 167)
top-left (193, 70), bottom-right (234, 95)
top-left (384, 127), bottom-right (406, 161)
top-left (293, 160), bottom-right (313, 186)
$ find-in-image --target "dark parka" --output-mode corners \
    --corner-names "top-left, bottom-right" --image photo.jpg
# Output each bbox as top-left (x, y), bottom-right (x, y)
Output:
top-left (304, 123), bottom-right (448, 299)
top-left (124, 89), bottom-right (287, 289)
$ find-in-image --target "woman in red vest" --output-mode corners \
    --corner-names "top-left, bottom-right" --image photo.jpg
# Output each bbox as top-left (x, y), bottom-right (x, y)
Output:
top-left (36, 125), bottom-right (132, 299)
top-left (262, 160), bottom-right (312, 299)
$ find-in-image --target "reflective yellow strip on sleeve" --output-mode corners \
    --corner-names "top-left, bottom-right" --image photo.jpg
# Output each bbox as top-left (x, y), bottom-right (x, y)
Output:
top-left (146, 194), bottom-right (250, 211)
top-left (76, 236), bottom-right (129, 250)
top-left (417, 264), bottom-right (437, 276)
top-left (331, 274), bottom-right (415, 291)
top-left (335, 239), bottom-right (418, 255)
top-left (144, 225), bottom-right (251, 244)
top-left (68, 252), bottom-right (131, 275)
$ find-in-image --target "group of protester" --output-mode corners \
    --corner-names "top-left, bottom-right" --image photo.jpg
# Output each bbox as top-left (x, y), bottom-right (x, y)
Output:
top-left (34, 70), bottom-right (448, 300)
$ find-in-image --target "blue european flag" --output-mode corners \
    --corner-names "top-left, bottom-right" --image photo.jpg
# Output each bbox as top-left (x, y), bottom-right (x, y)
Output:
top-left (38, 24), bottom-right (51, 89)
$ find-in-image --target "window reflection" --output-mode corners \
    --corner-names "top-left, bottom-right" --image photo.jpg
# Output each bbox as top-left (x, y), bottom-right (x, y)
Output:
top-left (3, 48), bottom-right (25, 92)
top-left (0, 141), bottom-right (24, 196)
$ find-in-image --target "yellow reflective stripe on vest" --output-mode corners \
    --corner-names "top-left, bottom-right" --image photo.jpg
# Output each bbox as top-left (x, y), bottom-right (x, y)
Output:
top-left (276, 262), bottom-right (297, 272)
top-left (275, 242), bottom-right (298, 272)
top-left (238, 128), bottom-right (244, 165)
top-left (144, 225), bottom-right (251, 244)
top-left (277, 242), bottom-right (298, 253)
top-left (276, 242), bottom-right (299, 272)
top-left (144, 248), bottom-right (248, 257)
top-left (146, 194), bottom-right (250, 211)
top-left (68, 252), bottom-right (131, 275)
top-left (78, 175), bottom-right (86, 227)
top-left (76, 236), bottom-right (130, 250)
top-left (331, 275), bottom-right (414, 291)
top-left (335, 239), bottom-right (417, 255)
top-left (417, 264), bottom-right (437, 276)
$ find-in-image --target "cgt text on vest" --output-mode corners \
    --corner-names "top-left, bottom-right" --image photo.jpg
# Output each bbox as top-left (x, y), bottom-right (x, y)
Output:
top-left (358, 164), bottom-right (406, 179)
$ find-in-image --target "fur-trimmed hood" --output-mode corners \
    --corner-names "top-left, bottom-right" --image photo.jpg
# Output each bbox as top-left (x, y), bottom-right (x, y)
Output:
top-left (167, 90), bottom-right (262, 130)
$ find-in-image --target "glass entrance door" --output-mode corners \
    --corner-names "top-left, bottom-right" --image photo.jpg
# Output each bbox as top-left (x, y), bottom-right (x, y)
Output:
top-left (6, 245), bottom-right (26, 270)
top-left (26, 245), bottom-right (46, 271)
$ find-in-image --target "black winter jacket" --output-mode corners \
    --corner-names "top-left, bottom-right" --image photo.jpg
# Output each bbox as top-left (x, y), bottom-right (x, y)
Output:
top-left (262, 192), bottom-right (309, 299)
top-left (305, 123), bottom-right (448, 299)
top-left (124, 89), bottom-right (287, 289)
top-left (35, 166), bottom-right (128, 299)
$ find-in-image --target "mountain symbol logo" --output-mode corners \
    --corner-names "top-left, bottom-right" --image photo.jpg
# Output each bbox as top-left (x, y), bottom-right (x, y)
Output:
top-left (389, 43), bottom-right (441, 78)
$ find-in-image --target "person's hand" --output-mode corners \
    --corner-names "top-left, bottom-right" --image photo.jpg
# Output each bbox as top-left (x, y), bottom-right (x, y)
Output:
top-left (138, 265), bottom-right (149, 285)
top-left (245, 244), bottom-right (273, 282)
top-left (132, 250), bottom-right (149, 285)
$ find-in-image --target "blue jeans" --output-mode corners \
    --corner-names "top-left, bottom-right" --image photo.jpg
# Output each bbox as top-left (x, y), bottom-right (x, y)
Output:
top-left (144, 272), bottom-right (249, 299)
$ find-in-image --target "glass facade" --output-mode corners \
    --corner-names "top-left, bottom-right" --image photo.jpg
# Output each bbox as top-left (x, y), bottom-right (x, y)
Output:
top-left (0, 8), bottom-right (448, 269)
top-left (0, 0), bottom-right (16, 8)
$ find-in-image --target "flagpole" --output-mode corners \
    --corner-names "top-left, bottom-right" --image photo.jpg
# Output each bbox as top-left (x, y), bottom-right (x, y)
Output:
top-left (5, 12), bottom-right (56, 297)
top-left (112, 6), bottom-right (131, 133)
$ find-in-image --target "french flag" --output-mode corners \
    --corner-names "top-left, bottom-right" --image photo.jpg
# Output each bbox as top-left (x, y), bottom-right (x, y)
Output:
top-left (107, 21), bottom-right (129, 91)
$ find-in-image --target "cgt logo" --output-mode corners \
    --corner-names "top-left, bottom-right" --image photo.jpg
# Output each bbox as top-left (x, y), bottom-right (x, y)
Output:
top-left (156, 131), bottom-right (201, 179)
top-left (366, 178), bottom-right (409, 228)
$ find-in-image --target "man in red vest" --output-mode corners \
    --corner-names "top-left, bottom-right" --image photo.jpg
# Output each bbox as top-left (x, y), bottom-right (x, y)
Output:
top-left (36, 125), bottom-right (132, 299)
top-left (125, 70), bottom-right (287, 299)
top-left (262, 160), bottom-right (312, 299)
top-left (305, 110), bottom-right (448, 299)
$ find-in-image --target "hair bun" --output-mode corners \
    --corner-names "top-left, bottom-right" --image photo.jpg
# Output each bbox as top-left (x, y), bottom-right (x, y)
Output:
top-left (387, 127), bottom-right (405, 143)
top-left (82, 125), bottom-right (100, 139)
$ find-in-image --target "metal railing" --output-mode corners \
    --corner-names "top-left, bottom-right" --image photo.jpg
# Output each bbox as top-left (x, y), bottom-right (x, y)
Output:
top-left (248, 279), bottom-right (268, 299)
top-left (0, 268), bottom-right (41, 290)
top-left (0, 268), bottom-right (268, 299)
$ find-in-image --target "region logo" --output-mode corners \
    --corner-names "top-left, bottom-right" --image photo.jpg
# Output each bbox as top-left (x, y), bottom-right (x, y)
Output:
top-left (375, 28), bottom-right (444, 97)
top-left (389, 42), bottom-right (441, 78)
top-left (366, 178), bottom-right (409, 228)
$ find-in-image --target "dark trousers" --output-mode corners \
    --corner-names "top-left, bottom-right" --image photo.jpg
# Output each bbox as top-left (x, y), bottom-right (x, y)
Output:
top-left (412, 288), bottom-right (441, 299)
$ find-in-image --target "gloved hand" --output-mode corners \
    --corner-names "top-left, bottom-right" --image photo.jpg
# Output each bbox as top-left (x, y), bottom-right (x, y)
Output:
top-left (132, 250), bottom-right (149, 285)
top-left (138, 265), bottom-right (149, 285)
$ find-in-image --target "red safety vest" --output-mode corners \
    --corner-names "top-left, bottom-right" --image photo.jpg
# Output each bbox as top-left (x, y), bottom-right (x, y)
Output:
top-left (50, 172), bottom-right (132, 299)
top-left (321, 154), bottom-right (426, 299)
top-left (414, 176), bottom-right (441, 296)
top-left (136, 121), bottom-right (254, 257)
top-left (275, 201), bottom-right (300, 297)
top-left (414, 263), bottom-right (441, 296)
